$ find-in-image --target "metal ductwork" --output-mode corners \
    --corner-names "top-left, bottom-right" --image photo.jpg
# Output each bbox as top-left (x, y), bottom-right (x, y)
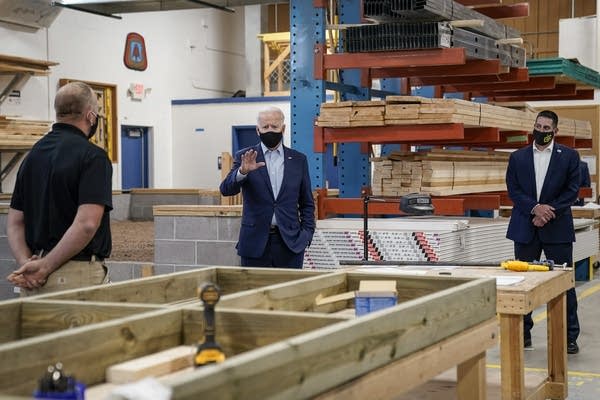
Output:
top-left (51, 0), bottom-right (287, 19)
top-left (0, 0), bottom-right (61, 29)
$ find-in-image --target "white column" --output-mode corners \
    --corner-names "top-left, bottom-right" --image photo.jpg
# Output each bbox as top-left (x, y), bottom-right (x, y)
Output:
top-left (244, 5), bottom-right (266, 97)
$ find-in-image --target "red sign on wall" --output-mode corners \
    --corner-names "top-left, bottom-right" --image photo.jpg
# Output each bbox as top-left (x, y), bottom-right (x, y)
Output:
top-left (124, 32), bottom-right (147, 71)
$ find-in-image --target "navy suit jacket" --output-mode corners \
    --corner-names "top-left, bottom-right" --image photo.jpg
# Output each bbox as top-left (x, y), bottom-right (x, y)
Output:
top-left (506, 142), bottom-right (580, 244)
top-left (220, 144), bottom-right (315, 258)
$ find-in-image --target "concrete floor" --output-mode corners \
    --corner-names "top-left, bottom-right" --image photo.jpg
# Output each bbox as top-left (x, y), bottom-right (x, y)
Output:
top-left (397, 269), bottom-right (600, 399)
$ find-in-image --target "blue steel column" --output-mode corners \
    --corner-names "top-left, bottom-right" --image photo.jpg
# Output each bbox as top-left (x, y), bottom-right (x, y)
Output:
top-left (338, 0), bottom-right (370, 198)
top-left (290, 1), bottom-right (326, 189)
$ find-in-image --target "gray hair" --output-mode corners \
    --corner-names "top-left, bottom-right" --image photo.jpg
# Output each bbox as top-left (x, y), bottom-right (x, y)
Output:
top-left (54, 81), bottom-right (96, 118)
top-left (257, 106), bottom-right (285, 124)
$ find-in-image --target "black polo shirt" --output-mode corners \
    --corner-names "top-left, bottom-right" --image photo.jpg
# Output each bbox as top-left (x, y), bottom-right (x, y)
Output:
top-left (11, 123), bottom-right (113, 259)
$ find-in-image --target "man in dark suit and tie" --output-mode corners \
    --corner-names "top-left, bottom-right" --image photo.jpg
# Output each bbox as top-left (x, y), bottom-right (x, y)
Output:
top-left (220, 106), bottom-right (315, 268)
top-left (506, 110), bottom-right (581, 354)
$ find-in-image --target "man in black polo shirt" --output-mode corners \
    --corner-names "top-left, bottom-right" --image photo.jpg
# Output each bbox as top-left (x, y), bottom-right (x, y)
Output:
top-left (6, 81), bottom-right (113, 295)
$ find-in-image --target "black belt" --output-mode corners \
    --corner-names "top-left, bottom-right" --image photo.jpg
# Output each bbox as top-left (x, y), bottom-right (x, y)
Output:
top-left (35, 249), bottom-right (103, 262)
top-left (269, 225), bottom-right (280, 234)
top-left (71, 254), bottom-right (104, 262)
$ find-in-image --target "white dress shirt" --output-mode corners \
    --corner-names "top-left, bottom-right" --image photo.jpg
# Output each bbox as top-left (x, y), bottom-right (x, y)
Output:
top-left (533, 140), bottom-right (554, 201)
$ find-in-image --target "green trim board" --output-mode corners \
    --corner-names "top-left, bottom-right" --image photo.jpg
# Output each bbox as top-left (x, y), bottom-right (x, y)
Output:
top-left (526, 58), bottom-right (600, 89)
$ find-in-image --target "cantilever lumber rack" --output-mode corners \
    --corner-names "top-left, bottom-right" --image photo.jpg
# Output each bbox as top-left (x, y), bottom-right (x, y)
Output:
top-left (307, 1), bottom-right (598, 219)
top-left (0, 53), bottom-right (57, 192)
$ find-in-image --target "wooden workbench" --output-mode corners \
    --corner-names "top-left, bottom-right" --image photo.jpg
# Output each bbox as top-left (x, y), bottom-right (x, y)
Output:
top-left (373, 266), bottom-right (573, 400)
top-left (0, 267), bottom-right (498, 399)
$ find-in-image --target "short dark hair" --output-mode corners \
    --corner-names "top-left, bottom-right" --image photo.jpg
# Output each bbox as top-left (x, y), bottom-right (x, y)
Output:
top-left (536, 110), bottom-right (559, 128)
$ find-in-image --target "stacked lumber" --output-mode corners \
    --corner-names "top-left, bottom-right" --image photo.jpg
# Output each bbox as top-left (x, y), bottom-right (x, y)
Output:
top-left (488, 102), bottom-right (593, 139)
top-left (557, 118), bottom-right (592, 139)
top-left (317, 96), bottom-right (593, 139)
top-left (0, 117), bottom-right (49, 150)
top-left (0, 53), bottom-right (58, 75)
top-left (318, 100), bottom-right (385, 127)
top-left (372, 149), bottom-right (509, 196)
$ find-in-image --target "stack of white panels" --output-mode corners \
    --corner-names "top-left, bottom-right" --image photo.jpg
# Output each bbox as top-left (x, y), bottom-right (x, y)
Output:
top-left (303, 217), bottom-right (599, 269)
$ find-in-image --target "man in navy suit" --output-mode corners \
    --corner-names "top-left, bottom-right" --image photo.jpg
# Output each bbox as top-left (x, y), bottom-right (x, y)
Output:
top-left (506, 110), bottom-right (581, 354)
top-left (220, 107), bottom-right (315, 268)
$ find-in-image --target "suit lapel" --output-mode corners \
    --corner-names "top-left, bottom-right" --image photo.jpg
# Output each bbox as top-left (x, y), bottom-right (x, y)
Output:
top-left (256, 144), bottom-right (274, 199)
top-left (277, 146), bottom-right (292, 201)
top-left (525, 145), bottom-right (537, 197)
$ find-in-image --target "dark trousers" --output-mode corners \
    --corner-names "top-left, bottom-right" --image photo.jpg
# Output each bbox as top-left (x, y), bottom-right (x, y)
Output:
top-left (241, 228), bottom-right (304, 269)
top-left (514, 234), bottom-right (580, 343)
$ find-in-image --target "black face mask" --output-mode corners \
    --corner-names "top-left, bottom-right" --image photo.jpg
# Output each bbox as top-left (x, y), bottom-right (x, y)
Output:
top-left (88, 114), bottom-right (99, 139)
top-left (533, 129), bottom-right (554, 146)
top-left (259, 131), bottom-right (282, 149)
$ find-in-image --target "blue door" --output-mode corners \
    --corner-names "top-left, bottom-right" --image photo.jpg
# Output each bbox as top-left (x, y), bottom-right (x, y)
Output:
top-left (232, 125), bottom-right (260, 154)
top-left (121, 125), bottom-right (149, 189)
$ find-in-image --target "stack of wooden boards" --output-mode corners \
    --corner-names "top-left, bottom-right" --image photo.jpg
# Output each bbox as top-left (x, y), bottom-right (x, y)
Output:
top-left (0, 117), bottom-right (50, 150)
top-left (0, 53), bottom-right (58, 75)
top-left (317, 96), bottom-right (593, 139)
top-left (371, 148), bottom-right (510, 196)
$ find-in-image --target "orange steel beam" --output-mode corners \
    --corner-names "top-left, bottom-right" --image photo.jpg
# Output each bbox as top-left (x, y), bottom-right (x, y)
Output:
top-left (314, 125), bottom-right (325, 152)
top-left (430, 198), bottom-right (467, 215)
top-left (501, 188), bottom-right (591, 206)
top-left (317, 196), bottom-right (467, 218)
top-left (418, 127), bottom-right (499, 145)
top-left (314, 43), bottom-right (326, 80)
top-left (313, 0), bottom-right (328, 7)
top-left (501, 134), bottom-right (590, 149)
top-left (489, 90), bottom-right (594, 102)
top-left (473, 84), bottom-right (576, 98)
top-left (360, 68), bottom-right (371, 89)
top-left (412, 67), bottom-right (528, 86)
top-left (444, 194), bottom-right (501, 210)
top-left (442, 76), bottom-right (556, 93)
top-left (473, 3), bottom-right (529, 19)
top-left (372, 59), bottom-right (502, 79)
top-left (555, 136), bottom-right (575, 147)
top-left (315, 188), bottom-right (328, 219)
top-left (322, 48), bottom-right (466, 72)
top-left (457, 0), bottom-right (500, 5)
top-left (576, 139), bottom-right (593, 148)
top-left (320, 123), bottom-right (466, 146)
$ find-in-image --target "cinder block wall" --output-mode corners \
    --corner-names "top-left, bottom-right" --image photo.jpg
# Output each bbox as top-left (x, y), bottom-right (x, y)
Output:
top-left (0, 202), bottom-right (241, 300)
top-left (111, 192), bottom-right (131, 221)
top-left (154, 212), bottom-right (241, 273)
top-left (0, 209), bottom-right (17, 299)
top-left (130, 189), bottom-right (221, 221)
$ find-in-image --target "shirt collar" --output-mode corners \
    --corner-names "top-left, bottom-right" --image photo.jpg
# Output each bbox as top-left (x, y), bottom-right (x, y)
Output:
top-left (533, 140), bottom-right (554, 154)
top-left (260, 142), bottom-right (282, 155)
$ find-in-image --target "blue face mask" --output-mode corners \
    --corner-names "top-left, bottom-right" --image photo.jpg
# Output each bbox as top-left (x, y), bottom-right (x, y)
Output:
top-left (259, 131), bottom-right (282, 148)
